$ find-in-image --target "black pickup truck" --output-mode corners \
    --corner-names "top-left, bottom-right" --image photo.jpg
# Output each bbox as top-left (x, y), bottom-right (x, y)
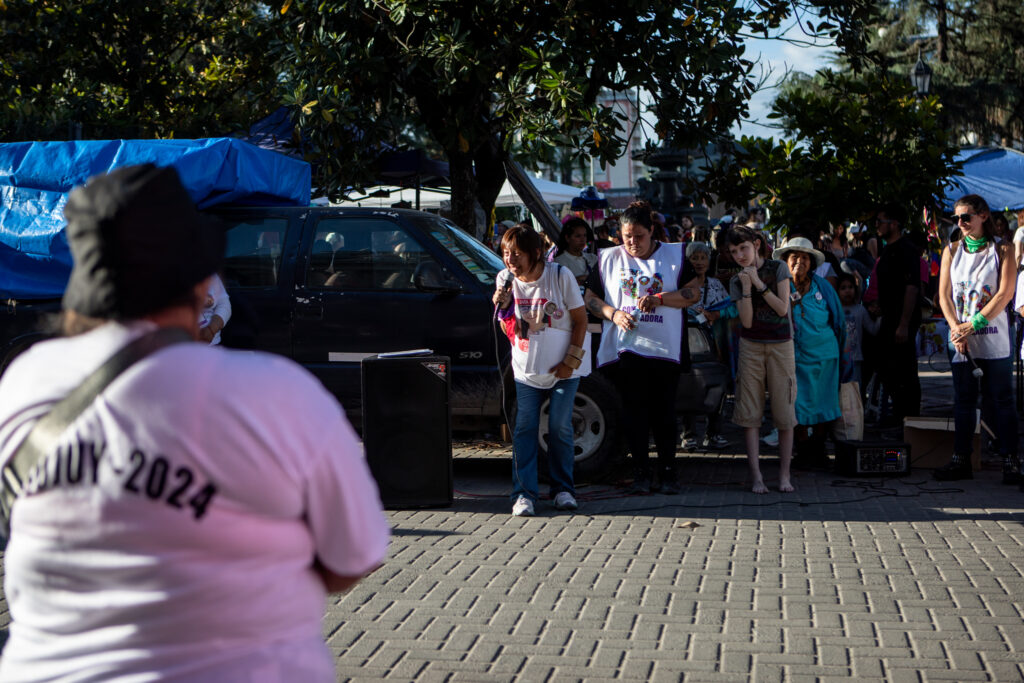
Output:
top-left (1, 206), bottom-right (727, 481)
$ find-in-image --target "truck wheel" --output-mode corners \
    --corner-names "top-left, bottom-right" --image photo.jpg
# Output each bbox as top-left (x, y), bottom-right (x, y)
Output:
top-left (536, 373), bottom-right (626, 483)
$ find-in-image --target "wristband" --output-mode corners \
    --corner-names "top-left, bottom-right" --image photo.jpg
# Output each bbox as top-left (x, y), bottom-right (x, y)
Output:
top-left (970, 312), bottom-right (989, 332)
top-left (741, 293), bottom-right (752, 299)
top-left (654, 292), bottom-right (664, 301)
top-left (758, 285), bottom-right (769, 295)
top-left (567, 345), bottom-right (586, 360)
top-left (562, 354), bottom-right (582, 370)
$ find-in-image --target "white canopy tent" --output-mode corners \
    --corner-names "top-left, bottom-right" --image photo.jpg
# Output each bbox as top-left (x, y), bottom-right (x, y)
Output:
top-left (332, 177), bottom-right (580, 209)
top-left (495, 176), bottom-right (579, 206)
top-left (332, 186), bottom-right (451, 209)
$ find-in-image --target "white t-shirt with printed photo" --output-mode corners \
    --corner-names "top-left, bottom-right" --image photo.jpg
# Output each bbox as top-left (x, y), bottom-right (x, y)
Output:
top-left (498, 263), bottom-right (588, 389)
top-left (0, 322), bottom-right (390, 682)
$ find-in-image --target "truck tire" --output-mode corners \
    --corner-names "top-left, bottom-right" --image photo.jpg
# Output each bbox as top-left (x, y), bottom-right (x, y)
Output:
top-left (536, 372), bottom-right (626, 483)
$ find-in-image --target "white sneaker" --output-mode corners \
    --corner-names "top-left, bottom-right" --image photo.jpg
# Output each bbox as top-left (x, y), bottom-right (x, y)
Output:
top-left (512, 496), bottom-right (535, 517)
top-left (553, 491), bottom-right (578, 510)
top-left (761, 428), bottom-right (779, 447)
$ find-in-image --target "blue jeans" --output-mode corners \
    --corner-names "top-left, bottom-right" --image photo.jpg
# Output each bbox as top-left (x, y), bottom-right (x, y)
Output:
top-left (512, 378), bottom-right (580, 502)
top-left (952, 356), bottom-right (1017, 458)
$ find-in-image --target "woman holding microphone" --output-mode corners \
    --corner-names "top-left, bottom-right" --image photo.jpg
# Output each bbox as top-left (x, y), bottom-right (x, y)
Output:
top-left (494, 225), bottom-right (589, 517)
top-left (936, 194), bottom-right (1018, 483)
top-left (584, 201), bottom-right (698, 494)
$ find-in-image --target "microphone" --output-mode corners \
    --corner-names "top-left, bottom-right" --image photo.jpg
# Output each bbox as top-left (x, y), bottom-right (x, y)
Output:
top-left (964, 350), bottom-right (984, 378)
top-left (494, 276), bottom-right (513, 317)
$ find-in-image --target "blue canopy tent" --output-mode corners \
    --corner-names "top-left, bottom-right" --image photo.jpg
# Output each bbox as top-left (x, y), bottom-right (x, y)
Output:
top-left (0, 138), bottom-right (311, 300)
top-left (941, 147), bottom-right (1024, 212)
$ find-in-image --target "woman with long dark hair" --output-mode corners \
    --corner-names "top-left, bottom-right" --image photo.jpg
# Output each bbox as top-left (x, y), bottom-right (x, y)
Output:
top-left (554, 217), bottom-right (597, 287)
top-left (936, 194), bottom-right (1018, 483)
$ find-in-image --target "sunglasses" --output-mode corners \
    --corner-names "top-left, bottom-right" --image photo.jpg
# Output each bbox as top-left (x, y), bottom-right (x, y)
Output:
top-left (954, 213), bottom-right (976, 223)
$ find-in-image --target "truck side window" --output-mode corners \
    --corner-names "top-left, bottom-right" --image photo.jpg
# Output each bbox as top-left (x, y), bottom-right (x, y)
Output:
top-left (306, 219), bottom-right (452, 291)
top-left (222, 218), bottom-right (288, 287)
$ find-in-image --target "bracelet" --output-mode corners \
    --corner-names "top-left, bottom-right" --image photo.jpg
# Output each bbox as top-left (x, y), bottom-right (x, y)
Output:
top-left (741, 293), bottom-right (752, 299)
top-left (654, 292), bottom-right (664, 301)
top-left (970, 312), bottom-right (989, 332)
top-left (567, 345), bottom-right (586, 360)
top-left (562, 354), bottom-right (582, 370)
top-left (758, 285), bottom-right (769, 295)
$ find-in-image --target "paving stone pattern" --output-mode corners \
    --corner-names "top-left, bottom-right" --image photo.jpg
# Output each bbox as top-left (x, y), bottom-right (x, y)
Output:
top-left (328, 461), bottom-right (1024, 682)
top-left (325, 366), bottom-right (1024, 681)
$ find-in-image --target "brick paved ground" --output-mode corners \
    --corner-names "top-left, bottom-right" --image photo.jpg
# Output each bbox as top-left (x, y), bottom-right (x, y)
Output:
top-left (329, 461), bottom-right (1024, 681)
top-left (325, 364), bottom-right (1024, 681)
top-left (4, 363), bottom-right (1024, 681)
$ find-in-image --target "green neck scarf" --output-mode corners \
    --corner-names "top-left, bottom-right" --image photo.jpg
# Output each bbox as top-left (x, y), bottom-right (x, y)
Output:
top-left (963, 234), bottom-right (988, 253)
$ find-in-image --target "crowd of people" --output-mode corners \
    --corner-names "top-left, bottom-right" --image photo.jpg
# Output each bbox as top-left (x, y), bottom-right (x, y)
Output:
top-left (492, 198), bottom-right (1024, 513)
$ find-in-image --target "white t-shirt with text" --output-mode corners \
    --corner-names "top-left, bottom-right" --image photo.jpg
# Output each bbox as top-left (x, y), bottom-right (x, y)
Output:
top-left (0, 322), bottom-right (390, 682)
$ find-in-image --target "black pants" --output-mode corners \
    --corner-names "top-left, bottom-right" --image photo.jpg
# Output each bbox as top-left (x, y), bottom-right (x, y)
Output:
top-left (608, 353), bottom-right (681, 475)
top-left (878, 332), bottom-right (920, 423)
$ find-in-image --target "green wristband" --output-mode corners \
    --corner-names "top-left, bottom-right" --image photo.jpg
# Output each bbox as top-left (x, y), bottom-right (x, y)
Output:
top-left (970, 312), bottom-right (989, 332)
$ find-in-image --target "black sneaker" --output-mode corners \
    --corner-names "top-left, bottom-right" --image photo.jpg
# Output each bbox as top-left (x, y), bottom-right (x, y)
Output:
top-left (660, 478), bottom-right (682, 495)
top-left (657, 467), bottom-right (680, 495)
top-left (702, 434), bottom-right (730, 449)
top-left (1003, 457), bottom-right (1022, 485)
top-left (628, 475), bottom-right (651, 495)
top-left (933, 459), bottom-right (973, 481)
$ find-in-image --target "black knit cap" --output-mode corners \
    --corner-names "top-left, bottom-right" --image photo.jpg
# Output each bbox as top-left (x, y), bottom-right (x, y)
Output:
top-left (62, 164), bottom-right (225, 319)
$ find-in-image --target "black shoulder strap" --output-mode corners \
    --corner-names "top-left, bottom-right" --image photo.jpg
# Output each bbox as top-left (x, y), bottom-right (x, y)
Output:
top-left (0, 327), bottom-right (192, 532)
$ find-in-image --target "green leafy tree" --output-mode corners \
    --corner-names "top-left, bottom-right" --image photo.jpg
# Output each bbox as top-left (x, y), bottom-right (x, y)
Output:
top-left (270, 0), bottom-right (879, 234)
top-left (0, 0), bottom-right (281, 140)
top-left (843, 0), bottom-right (1024, 146)
top-left (713, 69), bottom-right (961, 229)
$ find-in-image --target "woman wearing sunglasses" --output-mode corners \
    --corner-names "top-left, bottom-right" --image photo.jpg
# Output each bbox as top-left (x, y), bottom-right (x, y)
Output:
top-left (936, 194), bottom-right (1019, 483)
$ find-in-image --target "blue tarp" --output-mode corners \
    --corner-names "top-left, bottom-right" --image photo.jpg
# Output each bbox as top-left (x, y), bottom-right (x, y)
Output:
top-left (0, 138), bottom-right (311, 300)
top-left (941, 147), bottom-right (1024, 212)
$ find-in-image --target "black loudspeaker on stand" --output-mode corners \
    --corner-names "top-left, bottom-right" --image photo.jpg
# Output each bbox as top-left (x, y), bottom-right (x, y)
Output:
top-left (361, 353), bottom-right (453, 508)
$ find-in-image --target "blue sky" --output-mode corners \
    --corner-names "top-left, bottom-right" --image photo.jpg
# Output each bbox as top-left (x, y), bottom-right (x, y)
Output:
top-left (732, 29), bottom-right (838, 139)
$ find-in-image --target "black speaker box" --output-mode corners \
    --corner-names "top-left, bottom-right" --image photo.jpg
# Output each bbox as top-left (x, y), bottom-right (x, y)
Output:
top-left (361, 354), bottom-right (453, 508)
top-left (834, 439), bottom-right (911, 476)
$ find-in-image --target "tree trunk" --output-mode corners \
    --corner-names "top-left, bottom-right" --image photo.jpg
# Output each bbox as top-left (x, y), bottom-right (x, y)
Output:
top-left (447, 151), bottom-right (479, 237)
top-left (473, 137), bottom-right (507, 230)
top-left (935, 0), bottom-right (947, 63)
top-left (447, 136), bottom-right (507, 241)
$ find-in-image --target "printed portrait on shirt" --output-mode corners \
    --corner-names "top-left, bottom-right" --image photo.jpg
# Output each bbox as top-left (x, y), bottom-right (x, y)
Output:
top-left (954, 281), bottom-right (994, 319)
top-left (618, 268), bottom-right (664, 300)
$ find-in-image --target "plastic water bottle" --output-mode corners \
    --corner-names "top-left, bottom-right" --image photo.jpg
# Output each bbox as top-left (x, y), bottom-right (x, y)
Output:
top-left (618, 309), bottom-right (638, 346)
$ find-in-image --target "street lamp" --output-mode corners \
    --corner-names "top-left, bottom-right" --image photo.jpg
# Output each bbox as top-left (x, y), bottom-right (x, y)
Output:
top-left (912, 48), bottom-right (932, 98)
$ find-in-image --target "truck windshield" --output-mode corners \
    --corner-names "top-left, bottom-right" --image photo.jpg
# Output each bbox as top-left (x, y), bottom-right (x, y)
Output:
top-left (410, 215), bottom-right (504, 285)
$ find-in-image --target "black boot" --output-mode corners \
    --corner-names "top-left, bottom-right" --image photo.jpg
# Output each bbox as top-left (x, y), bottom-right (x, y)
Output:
top-left (628, 470), bottom-right (651, 495)
top-left (933, 454), bottom-right (973, 481)
top-left (659, 466), bottom-right (681, 495)
top-left (1002, 455), bottom-right (1021, 485)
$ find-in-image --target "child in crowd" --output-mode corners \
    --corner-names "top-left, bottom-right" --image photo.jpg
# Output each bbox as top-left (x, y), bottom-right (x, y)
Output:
top-left (727, 226), bottom-right (796, 493)
top-left (837, 272), bottom-right (880, 388)
top-left (836, 271), bottom-right (879, 439)
top-left (681, 241), bottom-right (735, 450)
